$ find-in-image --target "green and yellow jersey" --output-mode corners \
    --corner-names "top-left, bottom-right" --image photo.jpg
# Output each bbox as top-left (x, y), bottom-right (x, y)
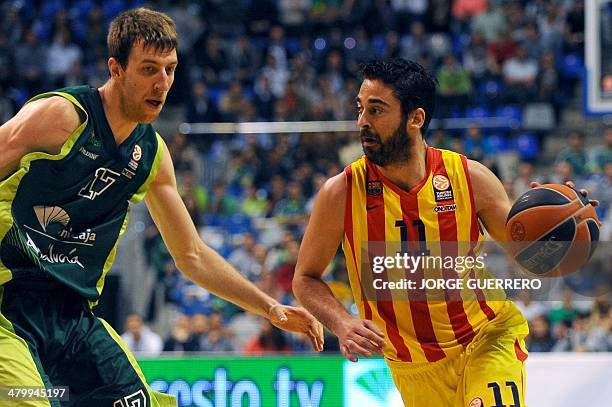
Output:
top-left (0, 85), bottom-right (163, 301)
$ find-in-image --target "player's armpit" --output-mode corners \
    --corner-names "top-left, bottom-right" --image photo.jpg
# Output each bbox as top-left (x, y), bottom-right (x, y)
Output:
top-left (0, 96), bottom-right (81, 180)
top-left (467, 159), bottom-right (512, 243)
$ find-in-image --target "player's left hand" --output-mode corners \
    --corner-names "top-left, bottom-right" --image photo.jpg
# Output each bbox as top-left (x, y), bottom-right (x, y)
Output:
top-left (268, 304), bottom-right (324, 352)
top-left (530, 181), bottom-right (599, 207)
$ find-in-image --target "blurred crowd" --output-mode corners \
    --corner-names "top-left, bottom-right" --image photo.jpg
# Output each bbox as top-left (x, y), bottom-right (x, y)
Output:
top-left (0, 0), bottom-right (610, 354)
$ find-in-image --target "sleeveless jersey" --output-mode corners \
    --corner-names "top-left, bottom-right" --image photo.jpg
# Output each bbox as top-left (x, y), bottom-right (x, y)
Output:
top-left (0, 86), bottom-right (163, 301)
top-left (342, 147), bottom-right (507, 363)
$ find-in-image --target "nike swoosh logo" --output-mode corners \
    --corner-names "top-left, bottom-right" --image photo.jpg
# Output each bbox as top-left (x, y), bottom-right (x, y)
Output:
top-left (366, 205), bottom-right (380, 211)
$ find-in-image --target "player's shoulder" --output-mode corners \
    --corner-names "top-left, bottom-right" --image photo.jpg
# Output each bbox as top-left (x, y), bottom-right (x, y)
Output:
top-left (5, 95), bottom-right (81, 154)
top-left (319, 171), bottom-right (347, 204)
top-left (466, 158), bottom-right (498, 185)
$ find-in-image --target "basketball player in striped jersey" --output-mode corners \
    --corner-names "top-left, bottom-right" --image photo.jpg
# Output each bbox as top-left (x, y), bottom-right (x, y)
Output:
top-left (295, 59), bottom-right (545, 407)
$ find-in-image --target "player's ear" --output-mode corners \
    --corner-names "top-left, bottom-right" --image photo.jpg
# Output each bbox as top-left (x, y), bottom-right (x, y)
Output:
top-left (108, 57), bottom-right (123, 78)
top-left (408, 108), bottom-right (425, 130)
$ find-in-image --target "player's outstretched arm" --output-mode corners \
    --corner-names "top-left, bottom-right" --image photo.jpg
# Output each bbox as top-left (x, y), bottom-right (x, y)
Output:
top-left (145, 139), bottom-right (323, 351)
top-left (0, 96), bottom-right (81, 180)
top-left (293, 172), bottom-right (386, 361)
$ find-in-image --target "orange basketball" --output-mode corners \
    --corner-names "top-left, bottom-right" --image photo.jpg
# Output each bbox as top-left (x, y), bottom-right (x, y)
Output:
top-left (505, 184), bottom-right (601, 277)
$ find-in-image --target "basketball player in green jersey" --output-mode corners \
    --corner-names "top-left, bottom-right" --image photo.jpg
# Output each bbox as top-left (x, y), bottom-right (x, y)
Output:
top-left (0, 8), bottom-right (322, 407)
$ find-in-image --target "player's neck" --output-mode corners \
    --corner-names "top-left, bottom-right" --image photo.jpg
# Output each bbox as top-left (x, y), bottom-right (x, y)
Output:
top-left (378, 138), bottom-right (428, 192)
top-left (98, 82), bottom-right (138, 145)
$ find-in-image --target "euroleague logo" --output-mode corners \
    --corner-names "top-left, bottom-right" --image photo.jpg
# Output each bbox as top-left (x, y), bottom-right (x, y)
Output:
top-left (433, 174), bottom-right (454, 202)
top-left (132, 145), bottom-right (142, 162)
top-left (433, 174), bottom-right (450, 191)
top-left (469, 398), bottom-right (483, 407)
top-left (511, 221), bottom-right (526, 241)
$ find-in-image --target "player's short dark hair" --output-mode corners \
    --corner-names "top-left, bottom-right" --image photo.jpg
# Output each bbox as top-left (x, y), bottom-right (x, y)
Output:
top-left (360, 58), bottom-right (437, 135)
top-left (107, 8), bottom-right (178, 68)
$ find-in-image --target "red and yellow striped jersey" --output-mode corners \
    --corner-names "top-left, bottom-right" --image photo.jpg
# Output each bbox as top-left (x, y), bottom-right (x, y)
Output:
top-left (342, 147), bottom-right (506, 362)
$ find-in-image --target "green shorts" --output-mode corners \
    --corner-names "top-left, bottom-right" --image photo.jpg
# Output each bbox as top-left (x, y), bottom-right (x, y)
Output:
top-left (0, 280), bottom-right (176, 406)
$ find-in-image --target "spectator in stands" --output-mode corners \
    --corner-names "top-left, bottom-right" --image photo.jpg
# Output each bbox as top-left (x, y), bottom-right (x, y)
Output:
top-left (168, 132), bottom-right (205, 180)
top-left (244, 320), bottom-right (291, 353)
top-left (428, 129), bottom-right (452, 151)
top-left (186, 81), bottom-right (222, 124)
top-left (278, 0), bottom-right (311, 37)
top-left (0, 85), bottom-right (14, 124)
top-left (163, 314), bottom-right (198, 352)
top-left (259, 54), bottom-right (290, 99)
top-left (174, 279), bottom-right (215, 316)
top-left (273, 181), bottom-right (307, 229)
top-left (502, 44), bottom-right (538, 104)
top-left (471, 1), bottom-right (506, 42)
top-left (549, 161), bottom-right (574, 186)
top-left (515, 290), bottom-right (548, 323)
top-left (253, 75), bottom-right (277, 120)
top-left (537, 50), bottom-right (562, 118)
top-left (563, 0), bottom-right (585, 55)
top-left (14, 30), bottom-right (46, 95)
top-left (241, 183), bottom-right (269, 218)
top-left (178, 168), bottom-right (208, 213)
top-left (463, 124), bottom-right (491, 162)
top-left (189, 313), bottom-right (210, 351)
top-left (452, 0), bottom-right (487, 23)
top-left (549, 288), bottom-right (579, 328)
top-left (400, 21), bottom-right (428, 63)
top-left (555, 130), bottom-right (588, 177)
top-left (513, 161), bottom-right (543, 197)
top-left (244, 0), bottom-right (278, 36)
top-left (266, 25), bottom-right (289, 71)
top-left (584, 162), bottom-right (612, 221)
top-left (523, 22), bottom-right (544, 61)
top-left (229, 233), bottom-right (259, 280)
top-left (274, 239), bottom-right (301, 298)
top-left (526, 315), bottom-right (556, 352)
top-left (195, 34), bottom-right (229, 86)
top-left (537, 2), bottom-right (565, 56)
top-left (436, 53), bottom-right (473, 117)
top-left (208, 182), bottom-right (240, 217)
top-left (201, 326), bottom-right (235, 352)
top-left (47, 28), bottom-right (82, 88)
top-left (462, 30), bottom-right (489, 85)
top-left (121, 314), bottom-right (163, 356)
top-left (263, 175), bottom-right (287, 216)
top-left (219, 80), bottom-right (247, 122)
top-left (588, 127), bottom-right (612, 174)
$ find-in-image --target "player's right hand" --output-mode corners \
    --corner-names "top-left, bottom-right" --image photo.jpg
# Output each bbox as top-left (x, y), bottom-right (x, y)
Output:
top-left (336, 318), bottom-right (386, 362)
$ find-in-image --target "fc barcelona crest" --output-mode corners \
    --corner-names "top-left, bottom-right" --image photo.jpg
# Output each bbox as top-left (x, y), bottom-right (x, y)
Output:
top-left (367, 180), bottom-right (383, 195)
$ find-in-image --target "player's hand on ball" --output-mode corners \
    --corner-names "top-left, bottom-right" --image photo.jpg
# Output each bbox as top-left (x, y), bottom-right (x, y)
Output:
top-left (530, 181), bottom-right (599, 207)
top-left (268, 304), bottom-right (324, 352)
top-left (337, 318), bottom-right (386, 362)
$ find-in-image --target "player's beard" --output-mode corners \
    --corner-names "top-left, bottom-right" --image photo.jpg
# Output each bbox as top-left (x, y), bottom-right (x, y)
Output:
top-left (361, 117), bottom-right (412, 166)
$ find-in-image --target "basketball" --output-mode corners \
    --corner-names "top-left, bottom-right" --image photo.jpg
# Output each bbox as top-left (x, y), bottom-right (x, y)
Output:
top-left (505, 184), bottom-right (601, 277)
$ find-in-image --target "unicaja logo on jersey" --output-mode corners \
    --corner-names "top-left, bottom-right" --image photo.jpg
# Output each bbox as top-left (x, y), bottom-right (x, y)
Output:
top-left (27, 205), bottom-right (97, 246)
top-left (34, 206), bottom-right (70, 232)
